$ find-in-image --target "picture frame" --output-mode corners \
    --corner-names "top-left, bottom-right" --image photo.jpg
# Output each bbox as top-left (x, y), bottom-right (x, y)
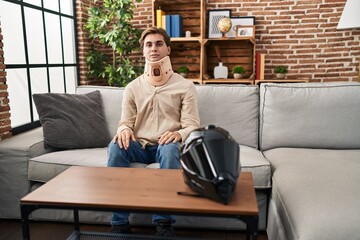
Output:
top-left (235, 25), bottom-right (255, 38)
top-left (225, 16), bottom-right (256, 38)
top-left (207, 9), bottom-right (231, 38)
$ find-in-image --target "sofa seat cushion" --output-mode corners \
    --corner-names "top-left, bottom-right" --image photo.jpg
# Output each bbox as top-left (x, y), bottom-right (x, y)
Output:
top-left (28, 148), bottom-right (159, 183)
top-left (29, 148), bottom-right (107, 183)
top-left (240, 145), bottom-right (271, 189)
top-left (28, 145), bottom-right (271, 189)
top-left (263, 147), bottom-right (360, 240)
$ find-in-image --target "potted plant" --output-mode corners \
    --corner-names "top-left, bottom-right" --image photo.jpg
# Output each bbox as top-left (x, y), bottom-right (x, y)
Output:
top-left (232, 65), bottom-right (246, 79)
top-left (85, 0), bottom-right (143, 87)
top-left (178, 66), bottom-right (190, 78)
top-left (274, 66), bottom-right (288, 79)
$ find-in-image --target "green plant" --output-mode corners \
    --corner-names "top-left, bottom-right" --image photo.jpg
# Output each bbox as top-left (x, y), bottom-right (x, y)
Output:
top-left (86, 44), bottom-right (110, 79)
top-left (232, 65), bottom-right (245, 74)
top-left (178, 66), bottom-right (189, 74)
top-left (85, 0), bottom-right (143, 86)
top-left (274, 66), bottom-right (288, 74)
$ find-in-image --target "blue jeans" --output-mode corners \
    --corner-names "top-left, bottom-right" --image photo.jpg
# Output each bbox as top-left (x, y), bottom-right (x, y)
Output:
top-left (107, 140), bottom-right (180, 225)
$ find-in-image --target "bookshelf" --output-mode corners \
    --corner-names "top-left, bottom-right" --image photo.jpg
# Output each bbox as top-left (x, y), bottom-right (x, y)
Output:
top-left (152, 0), bottom-right (255, 84)
top-left (254, 79), bottom-right (310, 85)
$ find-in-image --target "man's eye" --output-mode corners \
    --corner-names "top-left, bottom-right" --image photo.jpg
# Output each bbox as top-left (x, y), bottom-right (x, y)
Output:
top-left (146, 43), bottom-right (152, 47)
top-left (156, 42), bottom-right (164, 47)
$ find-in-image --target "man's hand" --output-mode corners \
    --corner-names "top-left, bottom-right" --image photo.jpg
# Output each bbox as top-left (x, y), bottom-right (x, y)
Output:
top-left (158, 131), bottom-right (182, 145)
top-left (112, 128), bottom-right (136, 150)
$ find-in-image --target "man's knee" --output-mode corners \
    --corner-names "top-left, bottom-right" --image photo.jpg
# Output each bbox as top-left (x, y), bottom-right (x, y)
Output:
top-left (107, 142), bottom-right (128, 167)
top-left (157, 143), bottom-right (180, 169)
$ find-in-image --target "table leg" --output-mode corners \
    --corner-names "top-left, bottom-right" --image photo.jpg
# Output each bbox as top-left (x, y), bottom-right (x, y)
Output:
top-left (20, 204), bottom-right (36, 240)
top-left (73, 209), bottom-right (80, 231)
top-left (239, 215), bottom-right (258, 240)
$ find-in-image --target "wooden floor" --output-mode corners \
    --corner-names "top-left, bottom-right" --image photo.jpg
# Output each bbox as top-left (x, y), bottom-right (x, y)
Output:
top-left (0, 219), bottom-right (268, 240)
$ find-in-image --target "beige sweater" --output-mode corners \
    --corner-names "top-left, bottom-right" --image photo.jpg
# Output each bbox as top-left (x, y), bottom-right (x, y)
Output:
top-left (118, 73), bottom-right (200, 147)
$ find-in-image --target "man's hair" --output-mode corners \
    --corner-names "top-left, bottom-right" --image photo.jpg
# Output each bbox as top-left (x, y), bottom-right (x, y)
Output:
top-left (139, 27), bottom-right (171, 48)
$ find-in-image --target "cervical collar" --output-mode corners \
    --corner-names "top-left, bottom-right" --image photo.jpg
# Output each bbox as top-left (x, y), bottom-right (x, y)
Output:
top-left (144, 56), bottom-right (173, 86)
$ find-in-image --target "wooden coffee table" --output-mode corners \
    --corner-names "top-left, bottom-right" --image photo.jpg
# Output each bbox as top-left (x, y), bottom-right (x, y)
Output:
top-left (20, 166), bottom-right (259, 240)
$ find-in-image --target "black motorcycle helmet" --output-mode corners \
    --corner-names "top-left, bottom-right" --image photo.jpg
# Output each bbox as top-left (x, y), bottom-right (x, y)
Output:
top-left (180, 125), bottom-right (241, 204)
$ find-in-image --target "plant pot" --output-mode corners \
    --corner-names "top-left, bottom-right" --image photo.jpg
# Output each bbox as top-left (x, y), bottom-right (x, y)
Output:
top-left (179, 73), bottom-right (188, 78)
top-left (233, 73), bottom-right (243, 79)
top-left (276, 73), bottom-right (286, 79)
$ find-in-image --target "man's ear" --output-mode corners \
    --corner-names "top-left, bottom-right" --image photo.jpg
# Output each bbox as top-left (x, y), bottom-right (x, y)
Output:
top-left (167, 46), bottom-right (171, 55)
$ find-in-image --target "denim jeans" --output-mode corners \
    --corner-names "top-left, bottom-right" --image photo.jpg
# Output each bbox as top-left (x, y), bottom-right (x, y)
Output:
top-left (107, 140), bottom-right (180, 225)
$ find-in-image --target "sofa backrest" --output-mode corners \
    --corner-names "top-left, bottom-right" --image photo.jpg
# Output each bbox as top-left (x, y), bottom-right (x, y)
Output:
top-left (77, 86), bottom-right (124, 137)
top-left (77, 84), bottom-right (260, 148)
top-left (259, 82), bottom-right (360, 150)
top-left (196, 85), bottom-right (259, 148)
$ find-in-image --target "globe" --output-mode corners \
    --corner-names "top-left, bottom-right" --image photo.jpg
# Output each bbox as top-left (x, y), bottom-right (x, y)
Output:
top-left (217, 17), bottom-right (232, 35)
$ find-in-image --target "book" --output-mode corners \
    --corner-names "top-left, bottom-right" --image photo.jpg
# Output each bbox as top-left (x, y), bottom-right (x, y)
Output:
top-left (162, 15), bottom-right (167, 32)
top-left (171, 14), bottom-right (183, 37)
top-left (255, 52), bottom-right (265, 80)
top-left (165, 15), bottom-right (172, 37)
top-left (156, 9), bottom-right (165, 28)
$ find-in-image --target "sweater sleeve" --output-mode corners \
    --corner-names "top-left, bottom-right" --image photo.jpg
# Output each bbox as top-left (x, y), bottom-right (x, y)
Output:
top-left (177, 83), bottom-right (200, 142)
top-left (117, 85), bottom-right (137, 133)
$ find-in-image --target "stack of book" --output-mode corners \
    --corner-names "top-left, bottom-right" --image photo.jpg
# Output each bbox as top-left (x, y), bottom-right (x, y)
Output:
top-left (156, 9), bottom-right (183, 37)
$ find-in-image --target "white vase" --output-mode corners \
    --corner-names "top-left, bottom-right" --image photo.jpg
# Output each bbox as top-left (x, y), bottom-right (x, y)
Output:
top-left (214, 62), bottom-right (228, 79)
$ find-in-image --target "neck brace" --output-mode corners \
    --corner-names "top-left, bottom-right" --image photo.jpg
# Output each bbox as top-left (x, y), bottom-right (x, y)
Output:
top-left (144, 56), bottom-right (173, 86)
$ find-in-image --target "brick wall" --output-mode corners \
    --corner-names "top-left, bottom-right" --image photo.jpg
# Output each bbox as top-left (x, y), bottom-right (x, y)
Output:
top-left (77, 0), bottom-right (359, 84)
top-left (0, 22), bottom-right (11, 140)
top-left (240, 0), bottom-right (360, 81)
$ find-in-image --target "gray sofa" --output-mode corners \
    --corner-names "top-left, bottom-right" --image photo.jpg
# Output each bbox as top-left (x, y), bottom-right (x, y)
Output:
top-left (1, 82), bottom-right (360, 240)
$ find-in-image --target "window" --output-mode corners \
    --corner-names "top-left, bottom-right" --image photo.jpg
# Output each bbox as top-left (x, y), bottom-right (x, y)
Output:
top-left (0, 0), bottom-right (78, 134)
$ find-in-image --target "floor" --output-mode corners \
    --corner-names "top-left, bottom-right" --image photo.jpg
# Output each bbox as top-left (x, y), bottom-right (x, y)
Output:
top-left (0, 219), bottom-right (268, 240)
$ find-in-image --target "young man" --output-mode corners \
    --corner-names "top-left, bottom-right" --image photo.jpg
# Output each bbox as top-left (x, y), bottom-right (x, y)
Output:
top-left (107, 27), bottom-right (200, 237)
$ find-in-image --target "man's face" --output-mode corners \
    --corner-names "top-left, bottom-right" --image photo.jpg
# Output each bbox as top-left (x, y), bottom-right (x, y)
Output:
top-left (142, 33), bottom-right (170, 62)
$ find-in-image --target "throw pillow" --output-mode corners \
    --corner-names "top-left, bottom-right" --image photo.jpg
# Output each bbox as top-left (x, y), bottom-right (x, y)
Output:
top-left (33, 91), bottom-right (111, 149)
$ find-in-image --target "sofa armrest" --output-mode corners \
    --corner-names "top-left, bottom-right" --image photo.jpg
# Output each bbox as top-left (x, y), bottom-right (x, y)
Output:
top-left (0, 127), bottom-right (54, 218)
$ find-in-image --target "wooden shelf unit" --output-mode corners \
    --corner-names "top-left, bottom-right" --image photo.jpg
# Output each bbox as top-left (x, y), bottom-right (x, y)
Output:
top-left (254, 79), bottom-right (310, 85)
top-left (152, 0), bottom-right (255, 84)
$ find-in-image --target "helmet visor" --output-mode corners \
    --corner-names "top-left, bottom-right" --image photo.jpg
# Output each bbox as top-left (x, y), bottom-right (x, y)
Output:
top-left (181, 139), bottom-right (216, 180)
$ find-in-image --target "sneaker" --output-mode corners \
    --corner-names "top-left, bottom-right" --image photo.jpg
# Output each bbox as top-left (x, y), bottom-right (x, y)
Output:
top-left (111, 222), bottom-right (132, 234)
top-left (156, 220), bottom-right (175, 237)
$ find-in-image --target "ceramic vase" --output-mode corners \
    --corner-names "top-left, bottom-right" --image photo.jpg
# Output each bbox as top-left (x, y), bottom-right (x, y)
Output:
top-left (276, 73), bottom-right (286, 79)
top-left (233, 73), bottom-right (243, 79)
top-left (214, 62), bottom-right (228, 79)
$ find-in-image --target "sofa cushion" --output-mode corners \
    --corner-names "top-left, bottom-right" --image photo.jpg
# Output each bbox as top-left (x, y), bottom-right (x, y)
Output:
top-left (240, 145), bottom-right (271, 189)
top-left (196, 84), bottom-right (259, 148)
top-left (263, 147), bottom-right (360, 240)
top-left (259, 82), bottom-right (360, 150)
top-left (33, 91), bottom-right (110, 149)
top-left (28, 145), bottom-right (271, 189)
top-left (28, 148), bottom-right (157, 183)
